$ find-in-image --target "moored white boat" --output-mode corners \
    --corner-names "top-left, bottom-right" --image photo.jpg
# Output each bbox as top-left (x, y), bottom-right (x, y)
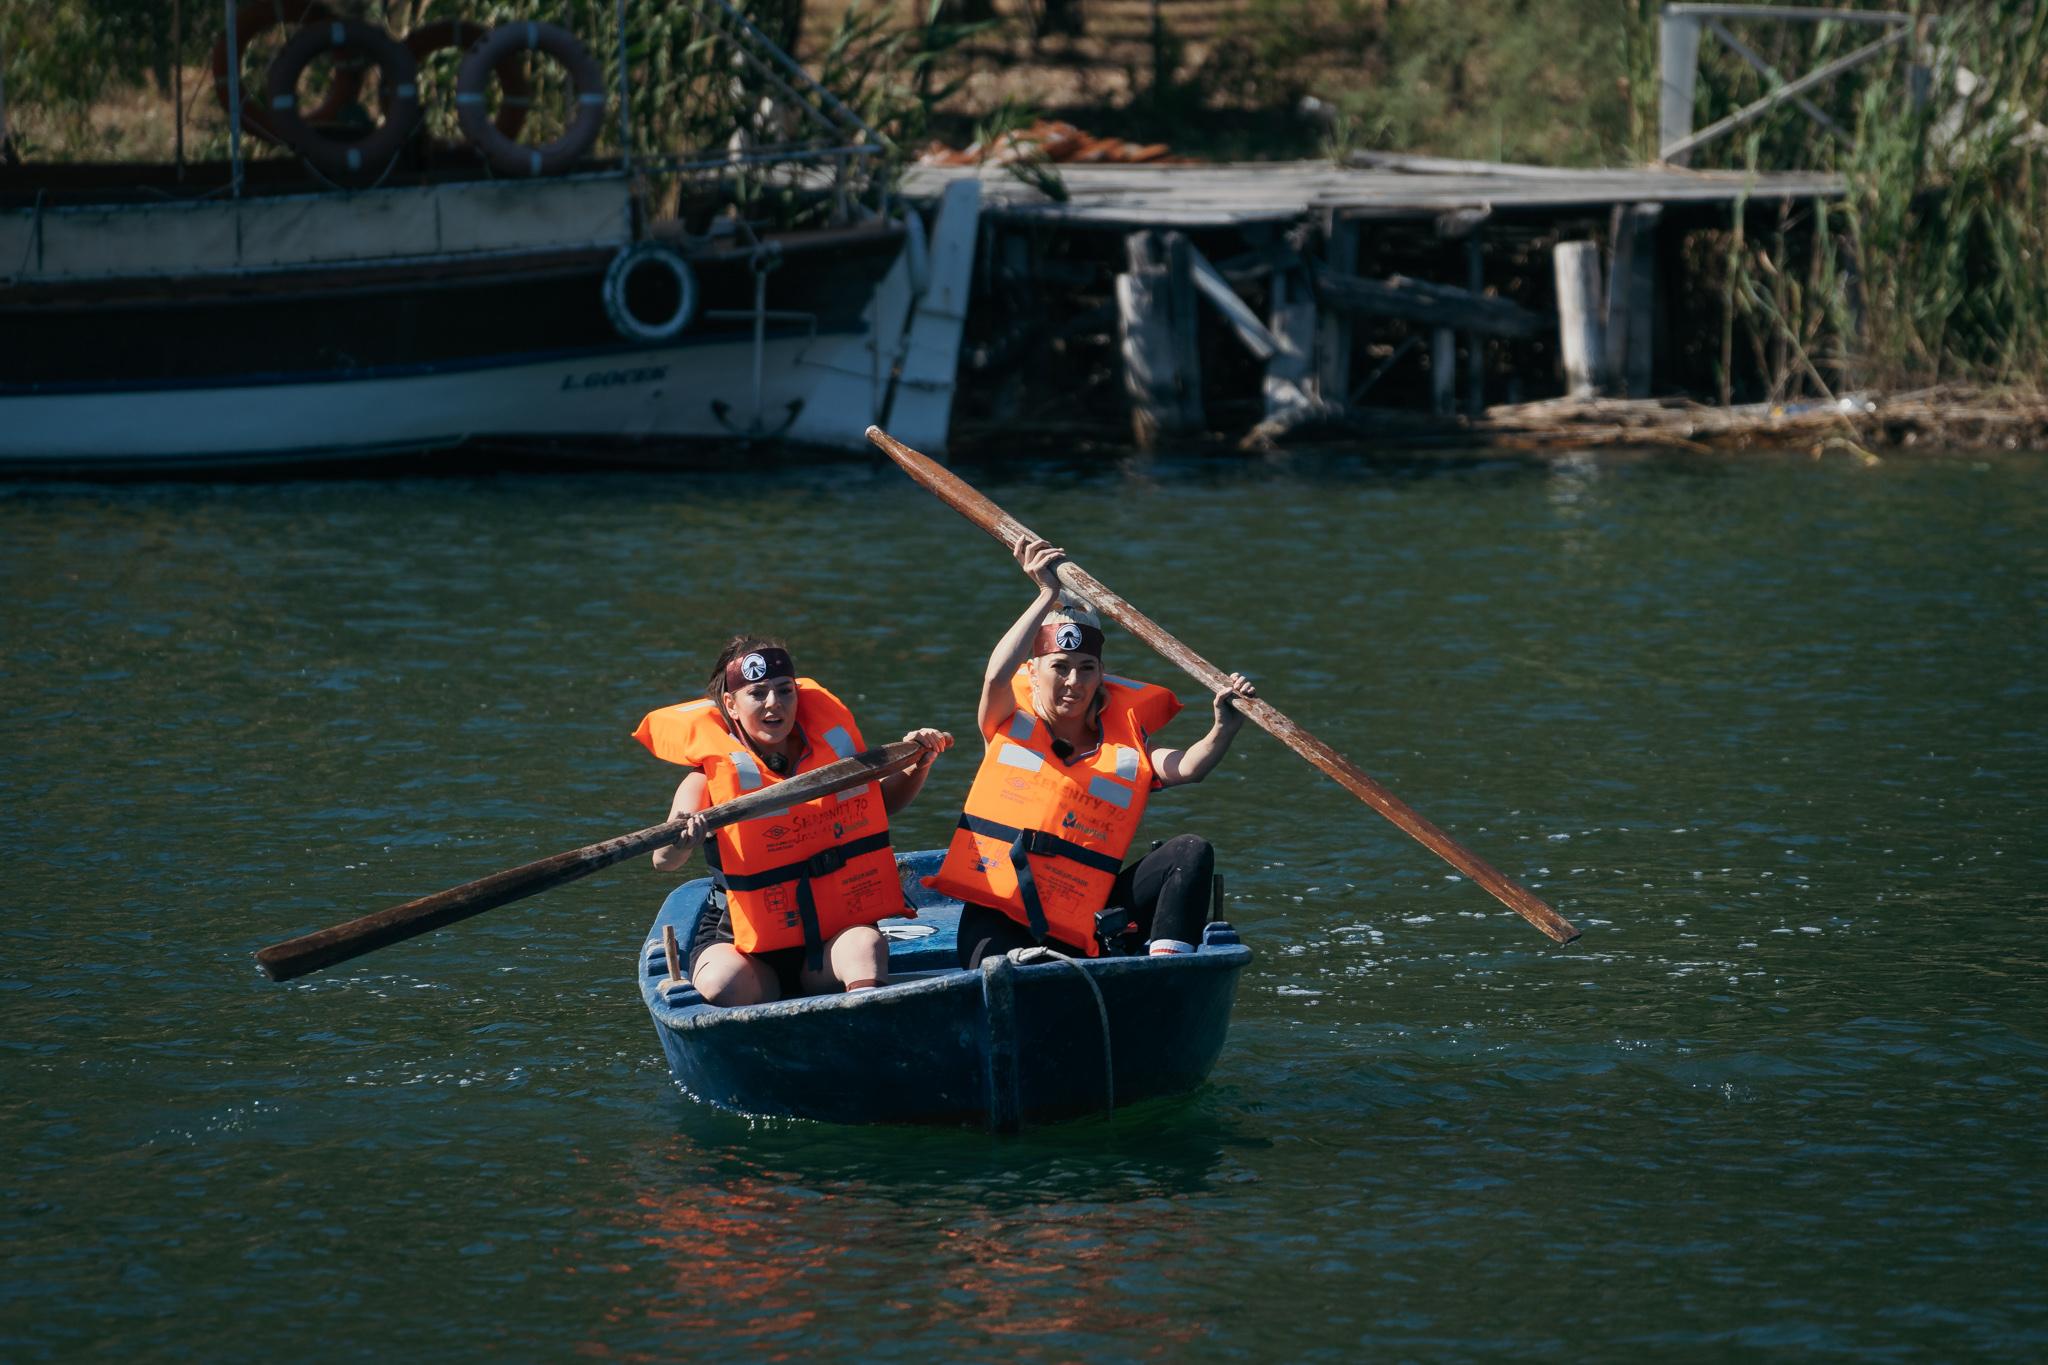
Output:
top-left (0, 6), bottom-right (979, 471)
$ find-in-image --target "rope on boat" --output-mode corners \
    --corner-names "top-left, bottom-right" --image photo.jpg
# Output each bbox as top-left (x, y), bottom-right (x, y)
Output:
top-left (1007, 946), bottom-right (1113, 1115)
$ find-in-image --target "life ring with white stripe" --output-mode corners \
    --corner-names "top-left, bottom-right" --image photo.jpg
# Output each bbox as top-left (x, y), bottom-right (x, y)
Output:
top-left (455, 23), bottom-right (607, 177)
top-left (603, 244), bottom-right (699, 344)
top-left (210, 0), bottom-right (363, 146)
top-left (266, 19), bottom-right (421, 184)
top-left (403, 19), bottom-right (531, 140)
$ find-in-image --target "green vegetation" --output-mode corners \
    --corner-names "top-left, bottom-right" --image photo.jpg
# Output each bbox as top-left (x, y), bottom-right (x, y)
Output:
top-left (1301, 0), bottom-right (1659, 167)
top-left (1671, 2), bottom-right (2047, 396)
top-left (0, 0), bottom-right (978, 218)
top-left (6, 0), bottom-right (2041, 392)
top-left (1837, 5), bottom-right (2048, 389)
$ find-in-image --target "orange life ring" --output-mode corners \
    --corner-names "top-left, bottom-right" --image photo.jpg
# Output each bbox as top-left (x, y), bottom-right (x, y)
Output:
top-left (455, 23), bottom-right (607, 177)
top-left (403, 19), bottom-right (531, 140)
top-left (266, 19), bottom-right (420, 184)
top-left (210, 0), bottom-right (363, 146)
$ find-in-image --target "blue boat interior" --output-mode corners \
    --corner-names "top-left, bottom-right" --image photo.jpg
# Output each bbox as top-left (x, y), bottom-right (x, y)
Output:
top-left (634, 850), bottom-right (1252, 1129)
top-left (638, 850), bottom-right (972, 1014)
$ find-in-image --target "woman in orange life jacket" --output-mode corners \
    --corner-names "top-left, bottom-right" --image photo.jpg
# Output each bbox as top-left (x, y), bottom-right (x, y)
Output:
top-left (643, 635), bottom-right (953, 1007)
top-left (927, 535), bottom-right (1256, 966)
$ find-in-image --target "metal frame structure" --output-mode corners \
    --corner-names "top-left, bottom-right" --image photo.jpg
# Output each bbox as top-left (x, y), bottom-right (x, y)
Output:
top-left (1658, 4), bottom-right (1924, 165)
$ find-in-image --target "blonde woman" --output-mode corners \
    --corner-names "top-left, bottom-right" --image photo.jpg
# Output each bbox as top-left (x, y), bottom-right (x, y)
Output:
top-left (925, 537), bottom-right (1254, 965)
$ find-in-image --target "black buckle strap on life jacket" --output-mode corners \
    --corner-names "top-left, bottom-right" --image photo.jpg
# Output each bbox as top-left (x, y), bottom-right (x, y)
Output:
top-left (957, 813), bottom-right (1123, 943)
top-left (709, 831), bottom-right (892, 971)
top-left (792, 878), bottom-right (825, 973)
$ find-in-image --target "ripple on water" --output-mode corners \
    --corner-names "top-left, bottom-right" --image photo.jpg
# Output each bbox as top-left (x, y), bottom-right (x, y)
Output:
top-left (5, 458), bottom-right (2048, 1358)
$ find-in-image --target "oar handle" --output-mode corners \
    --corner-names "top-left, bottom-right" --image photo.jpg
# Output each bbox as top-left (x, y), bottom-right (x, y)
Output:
top-left (865, 425), bottom-right (1579, 946)
top-left (255, 739), bottom-right (927, 982)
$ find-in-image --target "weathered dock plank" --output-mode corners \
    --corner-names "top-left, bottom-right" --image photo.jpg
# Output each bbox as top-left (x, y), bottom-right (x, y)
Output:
top-left (900, 157), bottom-right (1845, 228)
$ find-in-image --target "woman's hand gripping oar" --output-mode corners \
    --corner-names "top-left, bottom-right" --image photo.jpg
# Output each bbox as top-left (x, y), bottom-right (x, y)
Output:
top-left (255, 739), bottom-right (929, 982)
top-left (865, 425), bottom-right (1579, 945)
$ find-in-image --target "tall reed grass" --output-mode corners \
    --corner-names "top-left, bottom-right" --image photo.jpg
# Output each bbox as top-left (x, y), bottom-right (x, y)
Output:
top-left (1667, 2), bottom-right (2047, 396)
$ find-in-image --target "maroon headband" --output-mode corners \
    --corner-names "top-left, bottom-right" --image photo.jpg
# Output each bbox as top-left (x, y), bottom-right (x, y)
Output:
top-left (723, 646), bottom-right (795, 691)
top-left (1032, 621), bottom-right (1105, 658)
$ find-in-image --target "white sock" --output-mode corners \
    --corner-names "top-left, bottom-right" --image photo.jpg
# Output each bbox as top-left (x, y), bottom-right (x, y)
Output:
top-left (1147, 938), bottom-right (1195, 956)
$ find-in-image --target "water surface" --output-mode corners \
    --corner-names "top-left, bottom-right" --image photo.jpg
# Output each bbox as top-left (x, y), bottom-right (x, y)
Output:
top-left (4, 447), bottom-right (2044, 1360)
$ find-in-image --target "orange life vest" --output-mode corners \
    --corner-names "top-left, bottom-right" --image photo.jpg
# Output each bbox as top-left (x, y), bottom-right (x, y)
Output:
top-left (924, 669), bottom-right (1182, 954)
top-left (632, 678), bottom-right (902, 963)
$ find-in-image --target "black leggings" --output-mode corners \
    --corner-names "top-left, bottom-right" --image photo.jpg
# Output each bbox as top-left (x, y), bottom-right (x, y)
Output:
top-left (956, 833), bottom-right (1216, 966)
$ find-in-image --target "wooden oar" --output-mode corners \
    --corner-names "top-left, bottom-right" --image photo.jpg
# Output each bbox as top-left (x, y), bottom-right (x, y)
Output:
top-left (865, 425), bottom-right (1580, 946)
top-left (255, 739), bottom-right (927, 982)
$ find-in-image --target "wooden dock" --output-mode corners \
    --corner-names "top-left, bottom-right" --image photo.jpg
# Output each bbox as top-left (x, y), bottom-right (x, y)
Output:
top-left (902, 152), bottom-right (1845, 227)
top-left (898, 153), bottom-right (1851, 449)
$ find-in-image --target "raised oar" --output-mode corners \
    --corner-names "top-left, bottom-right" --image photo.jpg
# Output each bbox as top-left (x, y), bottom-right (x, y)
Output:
top-left (255, 739), bottom-right (926, 982)
top-left (865, 425), bottom-right (1579, 946)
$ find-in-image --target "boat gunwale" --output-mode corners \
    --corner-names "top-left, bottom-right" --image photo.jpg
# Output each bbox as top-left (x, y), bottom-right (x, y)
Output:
top-left (638, 853), bottom-right (1252, 1034)
top-left (641, 937), bottom-right (1254, 1032)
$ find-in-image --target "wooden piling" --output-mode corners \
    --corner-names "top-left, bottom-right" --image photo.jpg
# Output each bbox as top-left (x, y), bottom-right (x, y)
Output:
top-left (1605, 203), bottom-right (1662, 399)
top-left (1163, 232), bottom-right (1203, 431)
top-left (1117, 229), bottom-right (1201, 448)
top-left (1266, 268), bottom-right (1318, 423)
top-left (1437, 207), bottom-right (1492, 417)
top-left (1315, 216), bottom-right (1358, 413)
top-left (1430, 327), bottom-right (1456, 416)
top-left (1553, 241), bottom-right (1607, 400)
top-left (1242, 267), bottom-right (1321, 449)
top-left (1463, 237), bottom-right (1486, 414)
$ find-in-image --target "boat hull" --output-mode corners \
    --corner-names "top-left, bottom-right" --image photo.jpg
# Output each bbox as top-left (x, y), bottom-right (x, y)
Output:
top-left (0, 330), bottom-right (881, 468)
top-left (0, 173), bottom-right (982, 468)
top-left (637, 851), bottom-right (1251, 1130)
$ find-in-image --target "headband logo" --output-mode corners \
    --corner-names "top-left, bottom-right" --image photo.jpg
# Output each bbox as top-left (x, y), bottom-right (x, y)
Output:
top-left (740, 652), bottom-right (769, 682)
top-left (1055, 624), bottom-right (1083, 652)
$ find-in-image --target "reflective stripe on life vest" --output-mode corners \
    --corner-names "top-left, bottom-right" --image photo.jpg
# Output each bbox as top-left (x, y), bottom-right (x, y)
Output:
top-left (923, 668), bottom-right (1182, 955)
top-left (632, 678), bottom-right (901, 965)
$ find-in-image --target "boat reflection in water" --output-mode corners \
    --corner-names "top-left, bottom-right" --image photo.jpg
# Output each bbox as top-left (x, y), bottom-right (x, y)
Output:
top-left (582, 1109), bottom-right (1262, 1350)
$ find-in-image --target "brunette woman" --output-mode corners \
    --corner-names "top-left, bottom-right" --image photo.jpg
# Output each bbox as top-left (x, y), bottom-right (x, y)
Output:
top-left (636, 636), bottom-right (951, 1005)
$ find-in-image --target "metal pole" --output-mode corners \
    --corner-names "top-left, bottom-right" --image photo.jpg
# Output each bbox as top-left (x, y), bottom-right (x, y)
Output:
top-left (1660, 24), bottom-right (1908, 163)
top-left (615, 0), bottom-right (633, 175)
top-left (224, 0), bottom-right (244, 197)
top-left (1658, 11), bottom-right (1703, 167)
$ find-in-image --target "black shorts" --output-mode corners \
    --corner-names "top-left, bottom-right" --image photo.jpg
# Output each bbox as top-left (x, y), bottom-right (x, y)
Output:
top-left (686, 894), bottom-right (809, 998)
top-left (954, 833), bottom-right (1217, 968)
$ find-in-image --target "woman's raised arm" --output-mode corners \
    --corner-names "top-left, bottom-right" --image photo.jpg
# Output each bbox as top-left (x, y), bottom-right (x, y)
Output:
top-left (978, 535), bottom-right (1066, 735)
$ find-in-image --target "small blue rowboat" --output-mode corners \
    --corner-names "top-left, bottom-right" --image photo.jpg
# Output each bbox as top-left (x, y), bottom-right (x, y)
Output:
top-left (637, 850), bottom-right (1252, 1131)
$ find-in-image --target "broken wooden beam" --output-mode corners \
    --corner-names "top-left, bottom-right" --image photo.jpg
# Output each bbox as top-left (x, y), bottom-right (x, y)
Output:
top-left (1314, 269), bottom-right (1547, 339)
top-left (1188, 245), bottom-right (1280, 362)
